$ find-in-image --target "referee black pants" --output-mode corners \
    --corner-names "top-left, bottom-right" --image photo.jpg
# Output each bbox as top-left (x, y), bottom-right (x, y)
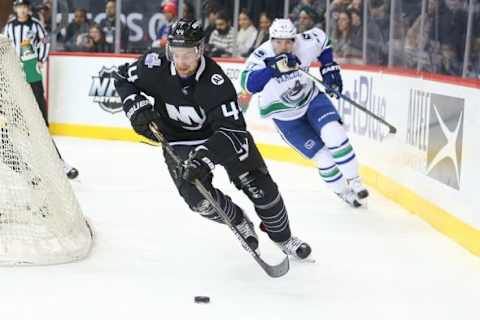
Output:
top-left (30, 81), bottom-right (48, 127)
top-left (30, 81), bottom-right (63, 160)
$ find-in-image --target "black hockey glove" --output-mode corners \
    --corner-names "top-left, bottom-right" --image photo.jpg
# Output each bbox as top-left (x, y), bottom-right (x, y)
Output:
top-left (320, 62), bottom-right (343, 98)
top-left (123, 95), bottom-right (161, 141)
top-left (264, 53), bottom-right (301, 77)
top-left (178, 147), bottom-right (215, 183)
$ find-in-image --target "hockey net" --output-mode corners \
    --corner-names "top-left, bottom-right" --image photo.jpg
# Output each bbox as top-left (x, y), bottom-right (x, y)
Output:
top-left (0, 35), bottom-right (93, 265)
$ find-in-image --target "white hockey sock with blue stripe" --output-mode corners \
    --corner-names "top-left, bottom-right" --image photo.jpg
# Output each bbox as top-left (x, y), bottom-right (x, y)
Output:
top-left (320, 121), bottom-right (359, 180)
top-left (313, 148), bottom-right (347, 194)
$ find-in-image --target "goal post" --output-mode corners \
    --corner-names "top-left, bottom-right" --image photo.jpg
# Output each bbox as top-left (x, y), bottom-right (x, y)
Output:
top-left (0, 35), bottom-right (93, 266)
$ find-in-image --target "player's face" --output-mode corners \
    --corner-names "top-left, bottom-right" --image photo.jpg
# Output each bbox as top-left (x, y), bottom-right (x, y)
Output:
top-left (271, 38), bottom-right (295, 55)
top-left (171, 47), bottom-right (200, 78)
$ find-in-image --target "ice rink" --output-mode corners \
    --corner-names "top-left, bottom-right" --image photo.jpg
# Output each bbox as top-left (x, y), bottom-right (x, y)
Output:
top-left (1, 136), bottom-right (479, 320)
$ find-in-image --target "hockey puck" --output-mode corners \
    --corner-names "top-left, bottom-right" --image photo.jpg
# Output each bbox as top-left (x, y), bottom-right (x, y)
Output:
top-left (194, 296), bottom-right (210, 304)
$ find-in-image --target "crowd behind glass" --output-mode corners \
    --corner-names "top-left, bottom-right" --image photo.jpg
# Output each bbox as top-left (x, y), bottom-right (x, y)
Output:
top-left (4, 0), bottom-right (480, 79)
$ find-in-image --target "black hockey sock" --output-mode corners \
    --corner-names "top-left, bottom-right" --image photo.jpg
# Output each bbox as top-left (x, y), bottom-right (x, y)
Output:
top-left (255, 192), bottom-right (291, 243)
top-left (194, 189), bottom-right (243, 225)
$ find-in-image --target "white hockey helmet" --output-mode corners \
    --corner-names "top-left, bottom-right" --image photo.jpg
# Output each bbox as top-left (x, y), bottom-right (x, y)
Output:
top-left (269, 19), bottom-right (297, 40)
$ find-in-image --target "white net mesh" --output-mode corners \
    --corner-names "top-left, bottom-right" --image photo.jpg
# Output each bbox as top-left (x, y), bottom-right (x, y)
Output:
top-left (0, 35), bottom-right (93, 266)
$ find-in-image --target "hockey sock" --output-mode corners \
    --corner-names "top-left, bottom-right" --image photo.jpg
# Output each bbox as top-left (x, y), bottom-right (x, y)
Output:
top-left (255, 191), bottom-right (291, 243)
top-left (194, 189), bottom-right (244, 225)
top-left (312, 147), bottom-right (347, 194)
top-left (236, 171), bottom-right (291, 242)
top-left (320, 121), bottom-right (359, 180)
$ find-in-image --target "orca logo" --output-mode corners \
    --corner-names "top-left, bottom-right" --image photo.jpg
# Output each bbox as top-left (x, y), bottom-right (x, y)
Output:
top-left (211, 74), bottom-right (224, 85)
top-left (426, 94), bottom-right (464, 189)
top-left (89, 66), bottom-right (122, 113)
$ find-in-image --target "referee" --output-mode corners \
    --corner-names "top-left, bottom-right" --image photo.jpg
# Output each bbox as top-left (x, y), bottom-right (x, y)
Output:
top-left (3, 0), bottom-right (79, 179)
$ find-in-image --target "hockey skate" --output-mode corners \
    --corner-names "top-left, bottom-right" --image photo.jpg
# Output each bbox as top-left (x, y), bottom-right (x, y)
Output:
top-left (63, 161), bottom-right (79, 180)
top-left (276, 236), bottom-right (312, 260)
top-left (236, 213), bottom-right (259, 251)
top-left (336, 188), bottom-right (362, 208)
top-left (347, 177), bottom-right (369, 200)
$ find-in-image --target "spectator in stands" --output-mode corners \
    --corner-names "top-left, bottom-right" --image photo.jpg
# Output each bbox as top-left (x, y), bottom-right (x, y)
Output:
top-left (152, 1), bottom-right (177, 50)
top-left (349, 7), bottom-right (386, 65)
top-left (64, 8), bottom-right (90, 51)
top-left (471, 16), bottom-right (480, 78)
top-left (399, 0), bottom-right (423, 28)
top-left (76, 24), bottom-right (111, 52)
top-left (472, 38), bottom-right (480, 78)
top-left (249, 11), bottom-right (271, 53)
top-left (297, 6), bottom-right (322, 32)
top-left (207, 10), bottom-right (235, 57)
top-left (331, 10), bottom-right (362, 61)
top-left (99, 0), bottom-right (128, 52)
top-left (348, 8), bottom-right (363, 51)
top-left (289, 0), bottom-right (326, 22)
top-left (203, 5), bottom-right (219, 45)
top-left (181, 1), bottom-right (195, 20)
top-left (369, 0), bottom-right (390, 41)
top-left (349, 0), bottom-right (363, 11)
top-left (236, 9), bottom-right (257, 58)
top-left (405, 0), bottom-right (444, 72)
top-left (329, 0), bottom-right (352, 33)
top-left (403, 0), bottom-right (467, 76)
top-left (439, 43), bottom-right (462, 75)
top-left (36, 0), bottom-right (51, 33)
top-left (437, 0), bottom-right (468, 76)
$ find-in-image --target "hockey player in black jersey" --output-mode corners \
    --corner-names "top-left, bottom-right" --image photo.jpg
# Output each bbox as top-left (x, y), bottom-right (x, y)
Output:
top-left (114, 19), bottom-right (311, 260)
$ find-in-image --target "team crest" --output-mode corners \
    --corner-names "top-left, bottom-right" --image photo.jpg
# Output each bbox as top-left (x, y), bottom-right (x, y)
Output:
top-left (211, 74), bottom-right (224, 85)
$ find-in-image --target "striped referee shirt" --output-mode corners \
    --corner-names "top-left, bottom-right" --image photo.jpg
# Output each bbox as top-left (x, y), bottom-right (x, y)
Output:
top-left (3, 15), bottom-right (49, 62)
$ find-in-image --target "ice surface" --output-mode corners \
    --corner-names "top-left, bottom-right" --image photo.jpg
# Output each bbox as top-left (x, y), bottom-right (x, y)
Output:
top-left (1, 137), bottom-right (479, 320)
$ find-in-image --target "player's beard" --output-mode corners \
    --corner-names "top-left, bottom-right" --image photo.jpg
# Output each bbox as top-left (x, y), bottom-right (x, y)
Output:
top-left (176, 62), bottom-right (198, 78)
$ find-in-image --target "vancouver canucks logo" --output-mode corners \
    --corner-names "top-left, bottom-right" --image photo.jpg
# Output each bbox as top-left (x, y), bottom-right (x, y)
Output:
top-left (89, 66), bottom-right (122, 113)
top-left (280, 80), bottom-right (310, 105)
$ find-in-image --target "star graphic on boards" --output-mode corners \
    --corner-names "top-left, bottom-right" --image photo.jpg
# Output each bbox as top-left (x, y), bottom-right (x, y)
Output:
top-left (426, 103), bottom-right (463, 187)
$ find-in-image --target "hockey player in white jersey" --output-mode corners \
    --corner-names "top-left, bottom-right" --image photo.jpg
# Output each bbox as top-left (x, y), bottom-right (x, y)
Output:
top-left (241, 19), bottom-right (368, 207)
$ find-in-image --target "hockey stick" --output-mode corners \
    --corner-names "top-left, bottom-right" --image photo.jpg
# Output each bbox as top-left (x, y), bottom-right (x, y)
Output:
top-left (299, 69), bottom-right (397, 134)
top-left (148, 122), bottom-right (290, 278)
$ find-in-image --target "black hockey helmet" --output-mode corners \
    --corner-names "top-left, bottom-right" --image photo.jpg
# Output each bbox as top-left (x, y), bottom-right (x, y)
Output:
top-left (167, 18), bottom-right (204, 48)
top-left (166, 19), bottom-right (204, 62)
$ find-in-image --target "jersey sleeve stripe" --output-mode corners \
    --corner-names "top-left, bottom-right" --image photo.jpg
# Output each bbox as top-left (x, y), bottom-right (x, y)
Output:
top-left (240, 70), bottom-right (252, 94)
top-left (322, 38), bottom-right (332, 50)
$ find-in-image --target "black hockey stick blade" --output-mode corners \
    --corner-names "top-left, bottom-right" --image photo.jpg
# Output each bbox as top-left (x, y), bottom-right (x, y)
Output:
top-left (299, 69), bottom-right (397, 135)
top-left (148, 122), bottom-right (290, 278)
top-left (195, 180), bottom-right (290, 278)
top-left (257, 253), bottom-right (290, 278)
